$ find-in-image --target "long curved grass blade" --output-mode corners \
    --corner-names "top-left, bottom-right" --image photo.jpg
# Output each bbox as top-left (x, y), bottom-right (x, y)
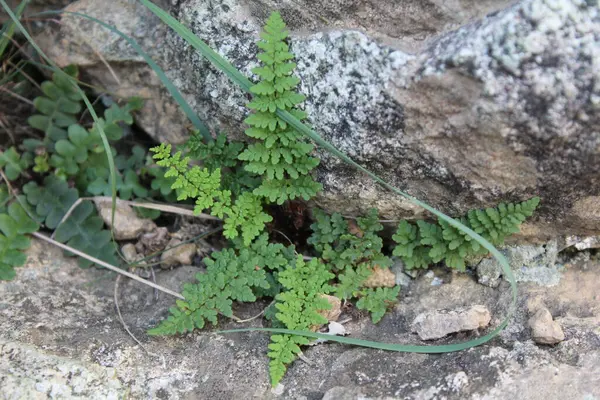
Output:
top-left (140, 0), bottom-right (516, 352)
top-left (0, 0), bottom-right (29, 58)
top-left (33, 9), bottom-right (212, 143)
top-left (139, 0), bottom-right (254, 93)
top-left (0, 0), bottom-right (119, 250)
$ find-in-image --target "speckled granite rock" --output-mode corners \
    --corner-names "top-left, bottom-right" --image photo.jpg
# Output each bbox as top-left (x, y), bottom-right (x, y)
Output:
top-left (35, 0), bottom-right (600, 241)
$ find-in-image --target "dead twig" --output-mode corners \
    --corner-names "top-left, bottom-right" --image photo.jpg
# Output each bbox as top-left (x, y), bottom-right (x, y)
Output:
top-left (0, 86), bottom-right (34, 105)
top-left (32, 231), bottom-right (185, 300)
top-left (51, 195), bottom-right (219, 240)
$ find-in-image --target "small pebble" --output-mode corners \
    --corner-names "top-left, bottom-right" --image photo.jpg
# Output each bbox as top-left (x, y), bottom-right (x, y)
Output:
top-left (529, 307), bottom-right (565, 345)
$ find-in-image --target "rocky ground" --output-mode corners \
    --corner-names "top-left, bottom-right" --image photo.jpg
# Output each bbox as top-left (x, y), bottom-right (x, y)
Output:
top-left (1, 239), bottom-right (598, 399)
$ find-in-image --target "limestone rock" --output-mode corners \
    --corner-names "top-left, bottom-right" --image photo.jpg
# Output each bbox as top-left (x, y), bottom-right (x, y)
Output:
top-left (93, 198), bottom-right (156, 240)
top-left (0, 340), bottom-right (124, 399)
top-left (120, 243), bottom-right (138, 263)
top-left (412, 305), bottom-right (491, 340)
top-left (362, 266), bottom-right (396, 288)
top-left (529, 307), bottom-right (565, 345)
top-left (565, 235), bottom-right (600, 251)
top-left (160, 238), bottom-right (197, 268)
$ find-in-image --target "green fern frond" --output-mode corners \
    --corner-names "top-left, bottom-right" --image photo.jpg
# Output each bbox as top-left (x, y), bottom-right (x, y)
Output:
top-left (308, 208), bottom-right (398, 322)
top-left (243, 11), bottom-right (322, 203)
top-left (268, 255), bottom-right (334, 386)
top-left (393, 197), bottom-right (541, 271)
top-left (356, 287), bottom-right (400, 323)
top-left (151, 144), bottom-right (271, 245)
top-left (148, 237), bottom-right (287, 336)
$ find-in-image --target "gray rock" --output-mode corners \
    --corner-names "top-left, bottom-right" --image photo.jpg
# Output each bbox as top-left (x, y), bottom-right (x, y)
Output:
top-left (411, 305), bottom-right (492, 340)
top-left (2, 239), bottom-right (600, 398)
top-left (322, 386), bottom-right (365, 400)
top-left (0, 340), bottom-right (123, 400)
top-left (476, 240), bottom-right (563, 287)
top-left (565, 235), bottom-right (600, 250)
top-left (120, 243), bottom-right (138, 263)
top-left (529, 307), bottom-right (565, 345)
top-left (35, 0), bottom-right (600, 241)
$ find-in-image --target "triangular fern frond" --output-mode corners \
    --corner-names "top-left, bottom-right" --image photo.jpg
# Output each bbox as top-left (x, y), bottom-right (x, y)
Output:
top-left (242, 11), bottom-right (320, 204)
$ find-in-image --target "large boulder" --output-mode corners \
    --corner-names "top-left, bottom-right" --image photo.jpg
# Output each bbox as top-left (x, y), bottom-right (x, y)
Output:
top-left (35, 0), bottom-right (600, 240)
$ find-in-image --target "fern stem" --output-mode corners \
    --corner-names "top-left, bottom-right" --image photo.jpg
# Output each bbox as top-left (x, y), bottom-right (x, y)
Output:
top-left (31, 232), bottom-right (185, 300)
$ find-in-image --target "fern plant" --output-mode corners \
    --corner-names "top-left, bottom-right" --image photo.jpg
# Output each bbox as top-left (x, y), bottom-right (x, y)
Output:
top-left (268, 256), bottom-right (334, 386)
top-left (148, 233), bottom-right (295, 335)
top-left (393, 197), bottom-right (540, 271)
top-left (151, 143), bottom-right (271, 245)
top-left (186, 132), bottom-right (259, 195)
top-left (240, 11), bottom-right (322, 205)
top-left (145, 10), bottom-right (544, 389)
top-left (308, 208), bottom-right (399, 323)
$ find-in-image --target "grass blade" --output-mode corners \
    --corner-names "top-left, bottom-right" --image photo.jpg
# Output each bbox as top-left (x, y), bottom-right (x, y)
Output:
top-left (0, 0), bottom-right (28, 59)
top-left (34, 9), bottom-right (212, 143)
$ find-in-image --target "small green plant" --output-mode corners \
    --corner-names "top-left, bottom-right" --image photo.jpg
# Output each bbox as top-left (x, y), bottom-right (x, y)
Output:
top-left (151, 143), bottom-right (272, 245)
top-left (148, 233), bottom-right (295, 335)
top-left (186, 132), bottom-right (259, 195)
top-left (0, 65), bottom-right (151, 276)
top-left (268, 256), bottom-right (334, 386)
top-left (240, 11), bottom-right (322, 205)
top-left (0, 201), bottom-right (39, 280)
top-left (22, 175), bottom-right (118, 267)
top-left (26, 66), bottom-right (81, 142)
top-left (393, 197), bottom-right (540, 271)
top-left (308, 208), bottom-right (399, 323)
top-left (0, 147), bottom-right (30, 180)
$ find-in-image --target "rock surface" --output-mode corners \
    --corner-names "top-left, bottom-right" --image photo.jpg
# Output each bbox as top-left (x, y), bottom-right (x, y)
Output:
top-left (94, 198), bottom-right (156, 240)
top-left (35, 0), bottom-right (600, 241)
top-left (1, 240), bottom-right (599, 398)
top-left (159, 238), bottom-right (197, 267)
top-left (476, 239), bottom-right (563, 287)
top-left (528, 307), bottom-right (565, 345)
top-left (411, 305), bottom-right (492, 340)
